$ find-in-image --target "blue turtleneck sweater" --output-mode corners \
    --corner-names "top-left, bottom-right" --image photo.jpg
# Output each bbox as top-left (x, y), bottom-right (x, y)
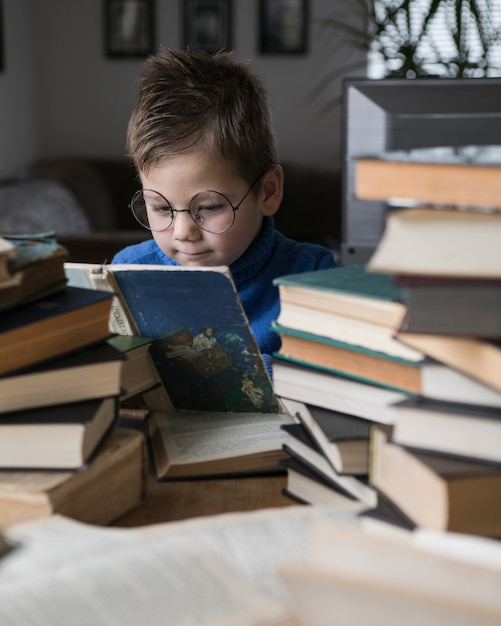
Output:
top-left (112, 217), bottom-right (339, 371)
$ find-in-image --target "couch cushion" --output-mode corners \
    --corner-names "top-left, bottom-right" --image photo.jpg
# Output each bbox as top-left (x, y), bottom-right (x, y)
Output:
top-left (0, 179), bottom-right (91, 235)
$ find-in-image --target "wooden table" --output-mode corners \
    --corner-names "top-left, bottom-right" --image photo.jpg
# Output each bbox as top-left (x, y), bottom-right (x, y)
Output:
top-left (113, 472), bottom-right (293, 527)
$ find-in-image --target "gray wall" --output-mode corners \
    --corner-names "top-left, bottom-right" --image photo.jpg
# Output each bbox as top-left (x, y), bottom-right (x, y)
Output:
top-left (0, 0), bottom-right (365, 179)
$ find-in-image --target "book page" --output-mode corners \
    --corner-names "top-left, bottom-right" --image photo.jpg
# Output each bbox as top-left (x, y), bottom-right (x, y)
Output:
top-left (1, 506), bottom-right (362, 614)
top-left (64, 262), bottom-right (137, 335)
top-left (152, 410), bottom-right (294, 465)
top-left (0, 532), bottom-right (292, 626)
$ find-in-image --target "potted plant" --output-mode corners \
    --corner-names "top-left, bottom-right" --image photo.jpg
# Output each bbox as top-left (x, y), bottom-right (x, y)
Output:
top-left (311, 0), bottom-right (501, 111)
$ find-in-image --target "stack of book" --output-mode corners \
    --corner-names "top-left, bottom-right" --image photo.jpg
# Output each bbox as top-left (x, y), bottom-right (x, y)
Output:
top-left (64, 262), bottom-right (295, 481)
top-left (357, 147), bottom-right (501, 537)
top-left (271, 245), bottom-right (501, 533)
top-left (270, 263), bottom-right (482, 511)
top-left (270, 264), bottom-right (419, 512)
top-left (0, 232), bottom-right (147, 526)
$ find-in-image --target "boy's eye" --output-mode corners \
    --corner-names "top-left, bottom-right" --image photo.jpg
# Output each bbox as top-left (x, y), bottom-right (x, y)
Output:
top-left (151, 204), bottom-right (172, 214)
top-left (197, 202), bottom-right (226, 213)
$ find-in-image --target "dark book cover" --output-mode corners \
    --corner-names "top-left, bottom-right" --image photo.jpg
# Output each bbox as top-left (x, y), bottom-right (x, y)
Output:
top-left (0, 341), bottom-right (125, 380)
top-left (394, 396), bottom-right (501, 422)
top-left (273, 264), bottom-right (402, 303)
top-left (111, 267), bottom-right (279, 413)
top-left (358, 493), bottom-right (416, 531)
top-left (282, 422), bottom-right (321, 451)
top-left (0, 286), bottom-right (113, 334)
top-left (0, 396), bottom-right (114, 426)
top-left (279, 456), bottom-right (358, 501)
top-left (300, 404), bottom-right (372, 443)
top-left (282, 422), bottom-right (376, 507)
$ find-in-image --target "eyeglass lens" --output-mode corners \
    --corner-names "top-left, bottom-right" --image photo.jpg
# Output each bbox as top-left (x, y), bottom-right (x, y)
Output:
top-left (130, 189), bottom-right (236, 234)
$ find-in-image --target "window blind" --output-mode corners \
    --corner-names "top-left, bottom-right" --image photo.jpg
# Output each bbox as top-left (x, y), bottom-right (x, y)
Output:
top-left (368, 0), bottom-right (501, 78)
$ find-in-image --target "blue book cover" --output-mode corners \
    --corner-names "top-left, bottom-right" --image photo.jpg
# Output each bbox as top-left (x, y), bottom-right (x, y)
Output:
top-left (97, 265), bottom-right (279, 414)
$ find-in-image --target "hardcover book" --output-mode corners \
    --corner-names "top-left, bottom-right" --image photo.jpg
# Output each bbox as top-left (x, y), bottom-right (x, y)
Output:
top-left (281, 422), bottom-right (377, 507)
top-left (273, 264), bottom-right (407, 328)
top-left (397, 277), bottom-right (501, 337)
top-left (396, 333), bottom-right (501, 394)
top-left (370, 428), bottom-right (501, 537)
top-left (272, 358), bottom-right (408, 425)
top-left (0, 286), bottom-right (114, 376)
top-left (0, 396), bottom-right (118, 470)
top-left (355, 147), bottom-right (501, 209)
top-left (0, 342), bottom-right (124, 413)
top-left (367, 208), bottom-right (501, 278)
top-left (390, 396), bottom-right (501, 465)
top-left (279, 456), bottom-right (368, 513)
top-left (280, 398), bottom-right (372, 475)
top-left (65, 263), bottom-right (279, 414)
top-left (0, 231), bottom-right (68, 311)
top-left (0, 427), bottom-right (147, 527)
top-left (148, 408), bottom-right (294, 480)
top-left (272, 326), bottom-right (501, 407)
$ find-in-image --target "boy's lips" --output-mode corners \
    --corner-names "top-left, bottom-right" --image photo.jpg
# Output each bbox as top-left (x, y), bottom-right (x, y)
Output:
top-left (177, 249), bottom-right (211, 260)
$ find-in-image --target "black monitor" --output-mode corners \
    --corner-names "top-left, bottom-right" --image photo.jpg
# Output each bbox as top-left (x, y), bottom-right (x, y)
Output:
top-left (340, 77), bottom-right (501, 265)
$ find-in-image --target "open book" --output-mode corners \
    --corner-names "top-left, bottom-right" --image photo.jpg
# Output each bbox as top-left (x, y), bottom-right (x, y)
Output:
top-left (65, 263), bottom-right (292, 478)
top-left (65, 263), bottom-right (278, 413)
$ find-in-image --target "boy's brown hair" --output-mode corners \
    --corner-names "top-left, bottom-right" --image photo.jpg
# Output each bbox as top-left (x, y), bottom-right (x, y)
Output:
top-left (127, 47), bottom-right (278, 185)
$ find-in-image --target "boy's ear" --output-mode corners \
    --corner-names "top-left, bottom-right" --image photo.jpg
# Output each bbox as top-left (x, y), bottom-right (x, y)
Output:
top-left (260, 164), bottom-right (284, 216)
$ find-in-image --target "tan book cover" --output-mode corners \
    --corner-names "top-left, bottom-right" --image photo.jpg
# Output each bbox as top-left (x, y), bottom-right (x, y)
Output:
top-left (0, 428), bottom-right (147, 527)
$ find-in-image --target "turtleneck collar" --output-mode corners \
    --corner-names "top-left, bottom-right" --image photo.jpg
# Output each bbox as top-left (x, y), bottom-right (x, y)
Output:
top-left (151, 215), bottom-right (275, 285)
top-left (229, 216), bottom-right (275, 287)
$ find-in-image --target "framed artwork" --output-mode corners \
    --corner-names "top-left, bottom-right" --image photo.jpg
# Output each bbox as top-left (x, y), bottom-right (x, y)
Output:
top-left (104, 0), bottom-right (155, 58)
top-left (259, 0), bottom-right (308, 54)
top-left (183, 0), bottom-right (232, 54)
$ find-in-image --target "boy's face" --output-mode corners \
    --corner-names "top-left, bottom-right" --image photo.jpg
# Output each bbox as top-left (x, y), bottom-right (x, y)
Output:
top-left (139, 151), bottom-right (280, 267)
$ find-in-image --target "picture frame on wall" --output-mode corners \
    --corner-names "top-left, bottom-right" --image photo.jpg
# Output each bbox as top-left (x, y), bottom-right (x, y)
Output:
top-left (259, 0), bottom-right (308, 54)
top-left (104, 0), bottom-right (155, 58)
top-left (183, 0), bottom-right (232, 54)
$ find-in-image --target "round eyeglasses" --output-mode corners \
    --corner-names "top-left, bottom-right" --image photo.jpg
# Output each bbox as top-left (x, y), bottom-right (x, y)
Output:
top-left (129, 176), bottom-right (261, 235)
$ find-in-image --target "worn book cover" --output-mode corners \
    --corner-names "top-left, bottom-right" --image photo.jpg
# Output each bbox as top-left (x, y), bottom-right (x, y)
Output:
top-left (282, 422), bottom-right (377, 507)
top-left (273, 264), bottom-right (406, 328)
top-left (355, 147), bottom-right (501, 209)
top-left (367, 208), bottom-right (501, 278)
top-left (0, 286), bottom-right (114, 376)
top-left (273, 328), bottom-right (501, 407)
top-left (0, 231), bottom-right (68, 311)
top-left (396, 333), bottom-right (501, 394)
top-left (273, 358), bottom-right (407, 425)
top-left (147, 408), bottom-right (293, 480)
top-left (390, 396), bottom-right (501, 465)
top-left (397, 277), bottom-right (501, 337)
top-left (66, 263), bottom-right (279, 413)
top-left (371, 428), bottom-right (501, 536)
top-left (0, 427), bottom-right (147, 527)
top-left (279, 456), bottom-right (368, 512)
top-left (0, 396), bottom-right (118, 470)
top-left (0, 342), bottom-right (124, 413)
top-left (280, 398), bottom-right (371, 475)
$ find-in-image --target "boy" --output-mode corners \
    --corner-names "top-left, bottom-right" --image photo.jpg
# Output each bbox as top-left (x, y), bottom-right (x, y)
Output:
top-left (113, 47), bottom-right (339, 371)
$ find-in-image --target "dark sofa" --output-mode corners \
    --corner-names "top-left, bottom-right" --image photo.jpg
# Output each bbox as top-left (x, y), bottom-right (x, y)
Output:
top-left (1, 156), bottom-right (341, 263)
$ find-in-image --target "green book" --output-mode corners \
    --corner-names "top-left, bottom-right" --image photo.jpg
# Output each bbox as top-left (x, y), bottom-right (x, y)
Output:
top-left (273, 264), bottom-right (407, 330)
top-left (273, 264), bottom-right (402, 301)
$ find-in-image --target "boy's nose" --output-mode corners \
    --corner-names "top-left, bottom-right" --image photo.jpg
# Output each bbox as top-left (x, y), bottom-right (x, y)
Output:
top-left (171, 209), bottom-right (200, 239)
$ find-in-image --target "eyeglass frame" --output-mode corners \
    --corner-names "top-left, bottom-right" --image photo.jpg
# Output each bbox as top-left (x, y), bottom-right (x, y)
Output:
top-left (129, 173), bottom-right (263, 234)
